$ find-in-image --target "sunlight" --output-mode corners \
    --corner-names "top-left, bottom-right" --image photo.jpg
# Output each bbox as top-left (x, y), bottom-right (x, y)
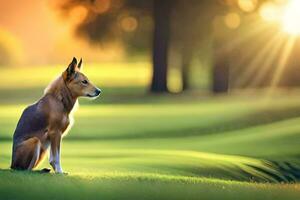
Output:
top-left (269, 36), bottom-right (296, 93)
top-left (250, 36), bottom-right (286, 87)
top-left (259, 2), bottom-right (281, 22)
top-left (259, 0), bottom-right (300, 36)
top-left (219, 17), bottom-right (270, 56)
top-left (282, 0), bottom-right (300, 35)
top-left (235, 33), bottom-right (283, 87)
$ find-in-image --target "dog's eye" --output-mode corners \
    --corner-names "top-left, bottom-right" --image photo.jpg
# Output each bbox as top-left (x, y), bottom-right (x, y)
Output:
top-left (81, 80), bottom-right (88, 85)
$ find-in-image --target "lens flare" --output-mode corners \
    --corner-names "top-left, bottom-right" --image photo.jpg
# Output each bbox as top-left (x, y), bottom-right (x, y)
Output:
top-left (259, 3), bottom-right (281, 22)
top-left (282, 0), bottom-right (300, 35)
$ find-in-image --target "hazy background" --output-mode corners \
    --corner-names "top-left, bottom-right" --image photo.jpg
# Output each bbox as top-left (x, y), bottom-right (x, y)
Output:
top-left (1, 1), bottom-right (300, 199)
top-left (1, 0), bottom-right (299, 94)
top-left (0, 0), bottom-right (125, 65)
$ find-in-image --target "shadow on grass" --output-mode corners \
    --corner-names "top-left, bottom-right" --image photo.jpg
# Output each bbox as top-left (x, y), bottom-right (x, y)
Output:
top-left (153, 159), bottom-right (300, 183)
top-left (0, 168), bottom-right (53, 174)
top-left (243, 161), bottom-right (300, 183)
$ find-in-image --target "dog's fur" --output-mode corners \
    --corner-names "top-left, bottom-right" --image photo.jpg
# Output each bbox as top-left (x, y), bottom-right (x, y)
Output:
top-left (10, 58), bottom-right (101, 173)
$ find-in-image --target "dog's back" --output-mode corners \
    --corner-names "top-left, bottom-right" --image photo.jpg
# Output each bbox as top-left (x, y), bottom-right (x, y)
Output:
top-left (11, 99), bottom-right (48, 168)
top-left (13, 102), bottom-right (47, 144)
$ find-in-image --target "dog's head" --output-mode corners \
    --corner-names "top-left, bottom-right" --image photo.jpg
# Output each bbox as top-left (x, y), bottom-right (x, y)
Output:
top-left (62, 57), bottom-right (101, 98)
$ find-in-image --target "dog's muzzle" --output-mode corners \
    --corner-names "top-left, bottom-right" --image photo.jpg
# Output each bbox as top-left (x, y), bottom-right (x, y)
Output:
top-left (94, 88), bottom-right (101, 96)
top-left (87, 88), bottom-right (101, 98)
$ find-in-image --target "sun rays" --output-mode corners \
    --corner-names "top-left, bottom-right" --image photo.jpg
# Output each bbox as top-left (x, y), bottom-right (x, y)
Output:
top-left (220, 0), bottom-right (300, 94)
top-left (234, 32), bottom-right (284, 88)
top-left (268, 35), bottom-right (296, 94)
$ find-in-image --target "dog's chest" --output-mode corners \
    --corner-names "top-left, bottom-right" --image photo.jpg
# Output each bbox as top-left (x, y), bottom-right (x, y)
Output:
top-left (61, 115), bottom-right (70, 134)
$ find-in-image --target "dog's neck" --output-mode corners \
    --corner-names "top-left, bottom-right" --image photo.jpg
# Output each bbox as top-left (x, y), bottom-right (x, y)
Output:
top-left (44, 76), bottom-right (78, 114)
top-left (61, 79), bottom-right (77, 113)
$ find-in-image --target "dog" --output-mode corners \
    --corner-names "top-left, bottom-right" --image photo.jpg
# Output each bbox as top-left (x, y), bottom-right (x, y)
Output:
top-left (10, 57), bottom-right (101, 173)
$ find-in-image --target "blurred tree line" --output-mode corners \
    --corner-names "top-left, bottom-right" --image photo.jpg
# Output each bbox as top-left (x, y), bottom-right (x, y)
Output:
top-left (55, 0), bottom-right (298, 94)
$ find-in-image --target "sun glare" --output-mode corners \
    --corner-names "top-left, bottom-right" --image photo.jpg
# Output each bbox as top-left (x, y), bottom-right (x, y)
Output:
top-left (259, 3), bottom-right (280, 22)
top-left (282, 0), bottom-right (300, 35)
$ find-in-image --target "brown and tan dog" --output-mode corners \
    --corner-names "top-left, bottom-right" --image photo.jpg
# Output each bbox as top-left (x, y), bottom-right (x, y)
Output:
top-left (11, 57), bottom-right (101, 173)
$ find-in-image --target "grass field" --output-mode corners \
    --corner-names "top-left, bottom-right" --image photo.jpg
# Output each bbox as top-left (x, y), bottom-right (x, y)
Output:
top-left (0, 63), bottom-right (300, 200)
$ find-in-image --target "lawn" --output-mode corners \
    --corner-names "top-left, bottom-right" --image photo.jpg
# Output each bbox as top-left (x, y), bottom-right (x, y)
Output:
top-left (0, 64), bottom-right (300, 200)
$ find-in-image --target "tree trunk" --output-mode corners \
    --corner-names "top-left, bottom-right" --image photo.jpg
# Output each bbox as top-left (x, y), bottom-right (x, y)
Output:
top-left (181, 49), bottom-right (192, 91)
top-left (150, 0), bottom-right (172, 93)
top-left (212, 47), bottom-right (229, 93)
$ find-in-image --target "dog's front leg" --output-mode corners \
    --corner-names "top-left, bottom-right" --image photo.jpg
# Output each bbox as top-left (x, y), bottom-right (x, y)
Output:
top-left (49, 132), bottom-right (63, 174)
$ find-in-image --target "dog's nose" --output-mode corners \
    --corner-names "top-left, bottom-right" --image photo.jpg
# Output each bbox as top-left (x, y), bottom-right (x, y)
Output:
top-left (95, 88), bottom-right (101, 96)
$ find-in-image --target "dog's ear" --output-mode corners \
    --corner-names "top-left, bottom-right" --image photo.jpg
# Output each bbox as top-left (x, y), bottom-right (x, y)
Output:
top-left (67, 57), bottom-right (77, 75)
top-left (63, 57), bottom-right (77, 81)
top-left (77, 58), bottom-right (82, 71)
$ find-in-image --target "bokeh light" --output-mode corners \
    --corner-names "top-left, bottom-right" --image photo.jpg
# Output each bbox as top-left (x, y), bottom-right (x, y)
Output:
top-left (69, 5), bottom-right (89, 25)
top-left (224, 12), bottom-right (241, 29)
top-left (92, 0), bottom-right (111, 14)
top-left (238, 0), bottom-right (257, 12)
top-left (120, 16), bottom-right (138, 32)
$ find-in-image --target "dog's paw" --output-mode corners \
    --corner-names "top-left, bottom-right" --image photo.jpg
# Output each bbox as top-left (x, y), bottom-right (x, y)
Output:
top-left (40, 168), bottom-right (51, 173)
top-left (55, 171), bottom-right (68, 175)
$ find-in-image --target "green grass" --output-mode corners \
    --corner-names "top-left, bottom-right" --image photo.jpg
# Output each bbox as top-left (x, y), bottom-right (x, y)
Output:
top-left (0, 170), bottom-right (299, 200)
top-left (1, 65), bottom-right (300, 199)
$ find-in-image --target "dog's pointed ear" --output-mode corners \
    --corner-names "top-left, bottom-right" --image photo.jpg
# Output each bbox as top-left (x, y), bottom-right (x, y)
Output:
top-left (68, 57), bottom-right (77, 74)
top-left (63, 57), bottom-right (77, 81)
top-left (77, 58), bottom-right (82, 71)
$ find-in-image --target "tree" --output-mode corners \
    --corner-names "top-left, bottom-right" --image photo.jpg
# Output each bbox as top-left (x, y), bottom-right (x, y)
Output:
top-left (170, 0), bottom-right (226, 92)
top-left (55, 0), bottom-right (174, 93)
top-left (150, 0), bottom-right (172, 92)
